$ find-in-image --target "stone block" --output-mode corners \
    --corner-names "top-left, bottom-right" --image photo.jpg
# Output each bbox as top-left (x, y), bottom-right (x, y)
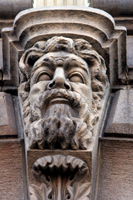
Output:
top-left (28, 149), bottom-right (99, 199)
top-left (0, 92), bottom-right (17, 136)
top-left (0, 1), bottom-right (32, 36)
top-left (115, 17), bottom-right (133, 35)
top-left (105, 90), bottom-right (133, 136)
top-left (0, 1), bottom-right (32, 20)
top-left (0, 139), bottom-right (27, 200)
top-left (92, 0), bottom-right (133, 17)
top-left (127, 36), bottom-right (133, 67)
top-left (98, 138), bottom-right (133, 200)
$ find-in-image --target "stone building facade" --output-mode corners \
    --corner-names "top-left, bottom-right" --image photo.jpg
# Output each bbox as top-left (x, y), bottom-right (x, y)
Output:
top-left (0, 1), bottom-right (133, 200)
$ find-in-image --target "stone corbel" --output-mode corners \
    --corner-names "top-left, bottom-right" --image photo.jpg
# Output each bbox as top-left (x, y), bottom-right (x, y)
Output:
top-left (1, 6), bottom-right (128, 200)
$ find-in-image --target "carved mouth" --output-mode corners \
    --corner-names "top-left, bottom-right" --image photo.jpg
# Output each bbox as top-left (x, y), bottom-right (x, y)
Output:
top-left (49, 97), bottom-right (70, 105)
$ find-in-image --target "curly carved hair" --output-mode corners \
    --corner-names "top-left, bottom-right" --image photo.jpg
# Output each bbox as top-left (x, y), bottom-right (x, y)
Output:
top-left (19, 36), bottom-right (109, 111)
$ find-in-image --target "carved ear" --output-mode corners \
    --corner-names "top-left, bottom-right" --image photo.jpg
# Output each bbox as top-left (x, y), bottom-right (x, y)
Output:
top-left (19, 48), bottom-right (44, 82)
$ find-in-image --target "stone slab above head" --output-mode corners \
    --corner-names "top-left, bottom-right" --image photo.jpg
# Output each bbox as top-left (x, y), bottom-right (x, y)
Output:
top-left (1, 6), bottom-right (126, 90)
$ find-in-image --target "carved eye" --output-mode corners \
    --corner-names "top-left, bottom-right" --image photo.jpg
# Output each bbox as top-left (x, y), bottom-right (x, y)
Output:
top-left (37, 73), bottom-right (51, 82)
top-left (69, 73), bottom-right (84, 83)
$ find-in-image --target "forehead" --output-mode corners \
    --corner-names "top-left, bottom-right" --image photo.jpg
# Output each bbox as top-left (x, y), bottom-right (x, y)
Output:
top-left (33, 52), bottom-right (89, 72)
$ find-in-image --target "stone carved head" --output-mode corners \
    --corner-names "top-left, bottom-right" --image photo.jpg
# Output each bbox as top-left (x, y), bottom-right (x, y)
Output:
top-left (19, 36), bottom-right (108, 150)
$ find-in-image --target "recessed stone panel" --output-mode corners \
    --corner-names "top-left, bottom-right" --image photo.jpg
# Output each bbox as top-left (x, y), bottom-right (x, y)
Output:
top-left (0, 139), bottom-right (26, 200)
top-left (98, 139), bottom-right (133, 200)
top-left (0, 92), bottom-right (17, 136)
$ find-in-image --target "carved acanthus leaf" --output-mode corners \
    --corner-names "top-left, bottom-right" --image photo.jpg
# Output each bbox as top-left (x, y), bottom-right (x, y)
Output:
top-left (29, 155), bottom-right (91, 200)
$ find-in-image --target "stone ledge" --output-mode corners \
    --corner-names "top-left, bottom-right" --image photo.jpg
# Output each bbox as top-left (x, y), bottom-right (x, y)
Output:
top-left (105, 89), bottom-right (133, 137)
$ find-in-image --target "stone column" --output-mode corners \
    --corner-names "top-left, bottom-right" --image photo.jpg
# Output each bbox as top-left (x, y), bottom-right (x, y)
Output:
top-left (34, 0), bottom-right (89, 7)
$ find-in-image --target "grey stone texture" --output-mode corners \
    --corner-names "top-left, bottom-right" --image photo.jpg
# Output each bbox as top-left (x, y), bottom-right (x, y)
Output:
top-left (92, 0), bottom-right (133, 17)
top-left (98, 139), bottom-right (133, 200)
top-left (105, 90), bottom-right (133, 136)
top-left (0, 139), bottom-right (27, 200)
top-left (0, 3), bottom-right (132, 200)
top-left (1, 7), bottom-right (126, 89)
top-left (0, 92), bottom-right (17, 136)
top-left (0, 0), bottom-right (32, 36)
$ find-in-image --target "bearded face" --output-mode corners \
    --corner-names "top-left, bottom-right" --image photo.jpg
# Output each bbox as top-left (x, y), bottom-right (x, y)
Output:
top-left (19, 37), bottom-right (108, 150)
top-left (27, 52), bottom-right (94, 149)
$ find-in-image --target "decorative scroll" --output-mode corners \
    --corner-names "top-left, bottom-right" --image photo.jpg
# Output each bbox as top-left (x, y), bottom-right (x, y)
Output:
top-left (29, 155), bottom-right (91, 200)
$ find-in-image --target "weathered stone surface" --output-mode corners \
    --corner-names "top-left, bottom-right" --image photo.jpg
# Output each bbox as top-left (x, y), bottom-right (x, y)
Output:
top-left (0, 139), bottom-right (27, 200)
top-left (0, 1), bottom-right (32, 19)
top-left (2, 7), bottom-right (126, 89)
top-left (105, 90), bottom-right (133, 136)
top-left (0, 20), bottom-right (14, 38)
top-left (26, 83), bottom-right (109, 200)
top-left (92, 0), bottom-right (133, 17)
top-left (115, 17), bottom-right (133, 35)
top-left (98, 139), bottom-right (133, 200)
top-left (0, 39), bottom-right (2, 81)
top-left (29, 155), bottom-right (91, 200)
top-left (19, 36), bottom-right (109, 150)
top-left (126, 36), bottom-right (133, 81)
top-left (18, 34), bottom-right (109, 200)
top-left (127, 36), bottom-right (133, 68)
top-left (0, 92), bottom-right (17, 136)
top-left (28, 150), bottom-right (91, 182)
top-left (28, 150), bottom-right (93, 199)
top-left (0, 1), bottom-right (32, 37)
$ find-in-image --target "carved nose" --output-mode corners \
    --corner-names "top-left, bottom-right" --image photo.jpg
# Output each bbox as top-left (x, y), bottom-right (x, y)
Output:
top-left (47, 68), bottom-right (71, 90)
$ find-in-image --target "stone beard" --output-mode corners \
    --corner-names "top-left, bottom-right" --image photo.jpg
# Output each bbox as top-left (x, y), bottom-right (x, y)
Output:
top-left (19, 36), bottom-right (108, 150)
top-left (27, 88), bottom-right (94, 149)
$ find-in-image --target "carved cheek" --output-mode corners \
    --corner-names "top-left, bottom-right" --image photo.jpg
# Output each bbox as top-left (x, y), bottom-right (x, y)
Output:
top-left (29, 81), bottom-right (48, 105)
top-left (70, 82), bottom-right (92, 107)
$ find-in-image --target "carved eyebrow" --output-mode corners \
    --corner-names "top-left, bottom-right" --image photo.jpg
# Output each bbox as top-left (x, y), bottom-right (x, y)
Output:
top-left (32, 58), bottom-right (56, 74)
top-left (64, 58), bottom-right (89, 73)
